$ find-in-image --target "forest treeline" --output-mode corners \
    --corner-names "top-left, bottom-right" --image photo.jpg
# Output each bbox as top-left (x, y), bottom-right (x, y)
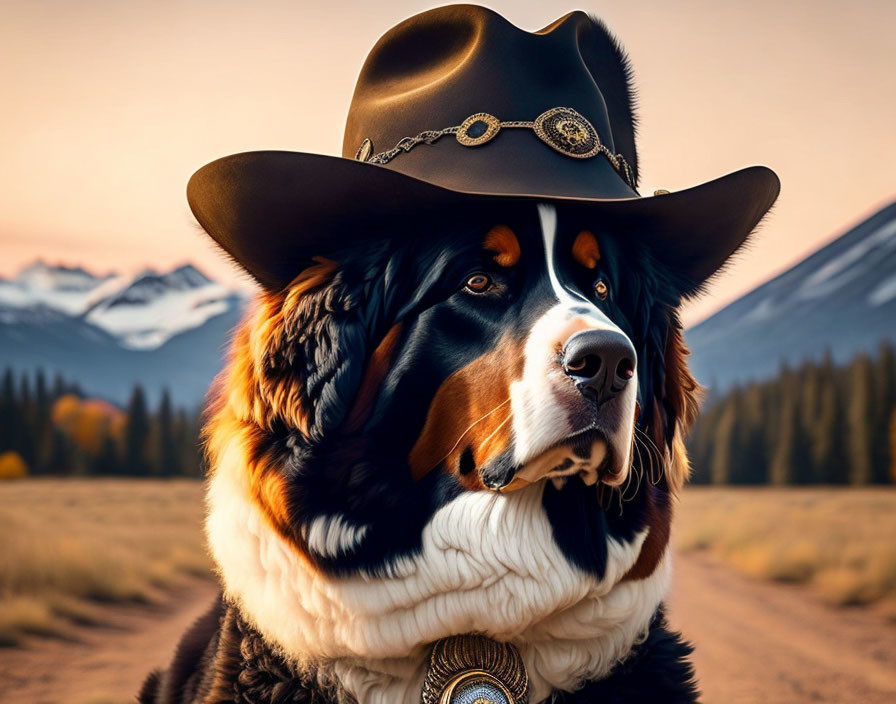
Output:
top-left (688, 342), bottom-right (896, 485)
top-left (0, 369), bottom-right (202, 477)
top-left (2, 341), bottom-right (896, 482)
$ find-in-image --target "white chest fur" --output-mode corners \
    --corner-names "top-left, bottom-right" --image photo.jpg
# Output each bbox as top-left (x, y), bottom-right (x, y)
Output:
top-left (206, 440), bottom-right (670, 704)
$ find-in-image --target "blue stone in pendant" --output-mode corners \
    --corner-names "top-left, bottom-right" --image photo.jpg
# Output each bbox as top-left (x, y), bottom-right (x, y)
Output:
top-left (448, 675), bottom-right (512, 704)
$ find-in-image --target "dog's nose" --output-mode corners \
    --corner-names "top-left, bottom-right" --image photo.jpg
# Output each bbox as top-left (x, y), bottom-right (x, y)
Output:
top-left (562, 329), bottom-right (636, 403)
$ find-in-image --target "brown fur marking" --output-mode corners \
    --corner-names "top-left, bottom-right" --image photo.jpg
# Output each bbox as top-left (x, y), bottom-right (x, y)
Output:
top-left (408, 337), bottom-right (524, 489)
top-left (203, 257), bottom-right (339, 558)
top-left (343, 323), bottom-right (404, 433)
top-left (622, 485), bottom-right (672, 581)
top-left (623, 320), bottom-right (700, 581)
top-left (483, 225), bottom-right (521, 267)
top-left (662, 322), bottom-right (701, 494)
top-left (572, 230), bottom-right (601, 269)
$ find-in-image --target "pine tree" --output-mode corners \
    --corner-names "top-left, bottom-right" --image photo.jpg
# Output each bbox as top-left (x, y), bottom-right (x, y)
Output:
top-left (123, 385), bottom-right (151, 476)
top-left (734, 383), bottom-right (768, 483)
top-left (770, 396), bottom-right (794, 484)
top-left (872, 343), bottom-right (895, 482)
top-left (890, 409), bottom-right (896, 484)
top-left (155, 389), bottom-right (180, 476)
top-left (0, 369), bottom-right (15, 453)
top-left (46, 427), bottom-right (75, 475)
top-left (16, 372), bottom-right (36, 467)
top-left (175, 408), bottom-right (203, 477)
top-left (847, 354), bottom-right (875, 484)
top-left (812, 373), bottom-right (847, 483)
top-left (709, 393), bottom-right (739, 484)
top-left (32, 369), bottom-right (52, 474)
top-left (95, 434), bottom-right (122, 475)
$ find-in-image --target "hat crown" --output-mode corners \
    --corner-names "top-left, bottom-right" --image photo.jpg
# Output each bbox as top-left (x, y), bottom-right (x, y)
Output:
top-left (187, 4), bottom-right (779, 292)
top-left (342, 5), bottom-right (639, 186)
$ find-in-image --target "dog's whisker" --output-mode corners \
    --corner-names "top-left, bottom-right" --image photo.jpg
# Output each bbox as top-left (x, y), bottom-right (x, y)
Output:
top-left (623, 440), bottom-right (642, 502)
top-left (474, 411), bottom-right (514, 456)
top-left (634, 427), bottom-right (664, 487)
top-left (434, 398), bottom-right (512, 468)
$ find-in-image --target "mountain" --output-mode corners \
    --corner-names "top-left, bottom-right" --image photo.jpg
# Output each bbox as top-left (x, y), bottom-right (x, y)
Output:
top-left (1, 261), bottom-right (241, 350)
top-left (0, 261), bottom-right (119, 315)
top-left (5, 200), bottom-right (896, 405)
top-left (686, 201), bottom-right (896, 389)
top-left (83, 264), bottom-right (237, 349)
top-left (0, 262), bottom-right (249, 405)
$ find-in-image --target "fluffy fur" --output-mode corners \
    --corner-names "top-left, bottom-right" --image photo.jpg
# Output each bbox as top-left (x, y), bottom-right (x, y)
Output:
top-left (207, 445), bottom-right (669, 703)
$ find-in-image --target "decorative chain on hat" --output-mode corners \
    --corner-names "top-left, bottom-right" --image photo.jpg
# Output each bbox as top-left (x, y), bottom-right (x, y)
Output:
top-left (355, 107), bottom-right (635, 189)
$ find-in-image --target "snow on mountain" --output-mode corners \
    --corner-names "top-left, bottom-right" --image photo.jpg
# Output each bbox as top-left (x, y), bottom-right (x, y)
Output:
top-left (0, 261), bottom-right (123, 315)
top-left (0, 261), bottom-right (250, 405)
top-left (0, 262), bottom-right (247, 351)
top-left (84, 265), bottom-right (239, 349)
top-left (686, 201), bottom-right (896, 389)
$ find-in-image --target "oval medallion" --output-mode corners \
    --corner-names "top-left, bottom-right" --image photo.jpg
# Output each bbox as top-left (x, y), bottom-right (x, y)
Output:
top-left (456, 113), bottom-right (502, 147)
top-left (533, 107), bottom-right (601, 159)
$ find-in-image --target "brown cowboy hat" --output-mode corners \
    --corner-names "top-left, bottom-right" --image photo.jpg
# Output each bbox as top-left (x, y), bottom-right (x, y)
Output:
top-left (187, 4), bottom-right (780, 291)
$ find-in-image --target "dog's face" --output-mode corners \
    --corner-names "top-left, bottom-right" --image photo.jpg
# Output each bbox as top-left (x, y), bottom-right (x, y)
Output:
top-left (206, 202), bottom-right (699, 584)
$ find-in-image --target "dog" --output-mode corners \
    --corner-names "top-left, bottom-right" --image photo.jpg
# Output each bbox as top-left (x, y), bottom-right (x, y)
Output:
top-left (141, 202), bottom-right (701, 704)
top-left (141, 6), bottom-right (779, 703)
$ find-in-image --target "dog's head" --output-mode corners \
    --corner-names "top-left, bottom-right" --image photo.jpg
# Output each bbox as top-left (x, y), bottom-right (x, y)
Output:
top-left (205, 202), bottom-right (700, 582)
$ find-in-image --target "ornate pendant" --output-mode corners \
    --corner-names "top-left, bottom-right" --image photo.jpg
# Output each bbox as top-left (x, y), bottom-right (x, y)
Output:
top-left (421, 635), bottom-right (529, 704)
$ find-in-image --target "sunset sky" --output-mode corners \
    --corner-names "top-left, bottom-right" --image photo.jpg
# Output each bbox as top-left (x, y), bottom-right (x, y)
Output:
top-left (2, 0), bottom-right (894, 325)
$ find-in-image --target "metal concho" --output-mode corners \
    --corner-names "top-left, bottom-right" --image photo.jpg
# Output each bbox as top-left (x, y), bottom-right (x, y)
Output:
top-left (533, 107), bottom-right (601, 159)
top-left (456, 113), bottom-right (502, 147)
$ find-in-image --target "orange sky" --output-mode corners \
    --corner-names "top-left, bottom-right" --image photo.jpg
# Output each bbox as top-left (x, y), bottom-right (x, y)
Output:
top-left (1, 0), bottom-right (894, 325)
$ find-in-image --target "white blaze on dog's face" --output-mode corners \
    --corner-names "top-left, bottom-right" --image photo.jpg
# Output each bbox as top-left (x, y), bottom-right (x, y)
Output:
top-left (505, 204), bottom-right (638, 491)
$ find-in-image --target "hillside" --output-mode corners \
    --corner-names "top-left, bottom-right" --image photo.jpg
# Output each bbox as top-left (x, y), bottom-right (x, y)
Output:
top-left (687, 201), bottom-right (896, 388)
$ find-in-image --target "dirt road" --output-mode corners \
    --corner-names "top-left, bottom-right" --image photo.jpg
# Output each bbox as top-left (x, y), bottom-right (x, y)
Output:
top-left (2, 555), bottom-right (895, 703)
top-left (0, 579), bottom-right (219, 704)
top-left (667, 551), bottom-right (896, 703)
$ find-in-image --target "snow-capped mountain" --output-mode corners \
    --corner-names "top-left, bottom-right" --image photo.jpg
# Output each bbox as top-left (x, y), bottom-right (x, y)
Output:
top-left (0, 262), bottom-right (250, 405)
top-left (686, 200), bottom-right (896, 389)
top-left (83, 265), bottom-right (236, 349)
top-left (0, 262), bottom-right (245, 350)
top-left (0, 261), bottom-right (120, 315)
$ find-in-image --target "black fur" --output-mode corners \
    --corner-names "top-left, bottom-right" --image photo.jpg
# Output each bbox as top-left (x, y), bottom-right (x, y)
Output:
top-left (140, 603), bottom-right (697, 704)
top-left (550, 608), bottom-right (699, 703)
top-left (264, 204), bottom-right (690, 579)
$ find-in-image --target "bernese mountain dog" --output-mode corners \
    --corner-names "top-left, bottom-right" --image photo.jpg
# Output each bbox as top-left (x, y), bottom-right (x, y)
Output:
top-left (140, 202), bottom-right (702, 703)
top-left (140, 5), bottom-right (780, 702)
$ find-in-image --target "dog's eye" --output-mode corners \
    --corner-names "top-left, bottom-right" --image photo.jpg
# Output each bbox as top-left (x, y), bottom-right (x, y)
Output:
top-left (594, 278), bottom-right (610, 300)
top-left (465, 273), bottom-right (493, 293)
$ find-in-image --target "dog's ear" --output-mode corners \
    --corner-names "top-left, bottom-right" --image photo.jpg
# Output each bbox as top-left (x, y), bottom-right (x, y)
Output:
top-left (645, 314), bottom-right (701, 493)
top-left (227, 257), bottom-right (376, 443)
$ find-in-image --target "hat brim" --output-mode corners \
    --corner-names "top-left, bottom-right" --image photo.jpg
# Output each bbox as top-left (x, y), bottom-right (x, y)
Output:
top-left (187, 151), bottom-right (780, 291)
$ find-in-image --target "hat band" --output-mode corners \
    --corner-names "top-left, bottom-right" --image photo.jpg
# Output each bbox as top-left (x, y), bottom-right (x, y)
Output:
top-left (354, 107), bottom-right (635, 188)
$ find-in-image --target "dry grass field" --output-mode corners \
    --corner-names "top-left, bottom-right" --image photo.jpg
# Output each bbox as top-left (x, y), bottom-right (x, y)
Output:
top-left (2, 481), bottom-right (893, 647)
top-left (1, 480), bottom-right (895, 702)
top-left (676, 487), bottom-right (896, 610)
top-left (0, 478), bottom-right (211, 646)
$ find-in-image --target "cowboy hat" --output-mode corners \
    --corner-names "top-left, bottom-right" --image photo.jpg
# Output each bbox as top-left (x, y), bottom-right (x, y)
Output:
top-left (187, 4), bottom-right (780, 291)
